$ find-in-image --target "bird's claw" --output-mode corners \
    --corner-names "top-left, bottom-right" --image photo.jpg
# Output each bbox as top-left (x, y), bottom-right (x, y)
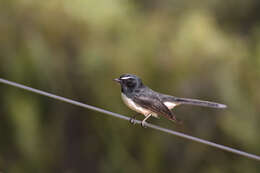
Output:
top-left (129, 117), bottom-right (136, 125)
top-left (141, 121), bottom-right (147, 128)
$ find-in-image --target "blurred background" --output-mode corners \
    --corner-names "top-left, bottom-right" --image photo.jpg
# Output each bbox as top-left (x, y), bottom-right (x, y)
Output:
top-left (0, 0), bottom-right (260, 172)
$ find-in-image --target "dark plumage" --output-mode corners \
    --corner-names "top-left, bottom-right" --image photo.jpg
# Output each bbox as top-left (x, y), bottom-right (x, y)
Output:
top-left (114, 74), bottom-right (227, 127)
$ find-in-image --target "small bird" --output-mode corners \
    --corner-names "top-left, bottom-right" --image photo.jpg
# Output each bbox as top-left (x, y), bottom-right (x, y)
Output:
top-left (114, 74), bottom-right (227, 127)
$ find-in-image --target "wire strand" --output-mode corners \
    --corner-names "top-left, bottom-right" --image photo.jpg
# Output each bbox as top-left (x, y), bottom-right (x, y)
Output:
top-left (0, 78), bottom-right (259, 161)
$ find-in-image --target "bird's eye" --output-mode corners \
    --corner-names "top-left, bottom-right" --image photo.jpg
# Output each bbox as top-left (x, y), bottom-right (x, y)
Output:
top-left (126, 80), bottom-right (136, 88)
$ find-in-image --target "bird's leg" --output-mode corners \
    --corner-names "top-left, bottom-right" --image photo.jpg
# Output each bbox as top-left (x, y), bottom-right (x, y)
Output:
top-left (129, 113), bottom-right (139, 125)
top-left (141, 114), bottom-right (152, 128)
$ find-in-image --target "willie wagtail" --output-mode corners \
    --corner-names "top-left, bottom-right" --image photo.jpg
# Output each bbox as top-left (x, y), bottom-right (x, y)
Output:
top-left (114, 74), bottom-right (227, 127)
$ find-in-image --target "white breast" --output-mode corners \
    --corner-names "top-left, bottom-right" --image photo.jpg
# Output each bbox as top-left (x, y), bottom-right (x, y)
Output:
top-left (121, 93), bottom-right (158, 117)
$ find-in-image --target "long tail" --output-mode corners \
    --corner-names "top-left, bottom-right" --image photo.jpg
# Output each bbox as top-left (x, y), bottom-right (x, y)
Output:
top-left (174, 97), bottom-right (227, 109)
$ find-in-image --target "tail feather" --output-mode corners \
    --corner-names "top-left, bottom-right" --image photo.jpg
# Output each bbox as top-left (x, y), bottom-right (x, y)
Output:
top-left (175, 97), bottom-right (227, 109)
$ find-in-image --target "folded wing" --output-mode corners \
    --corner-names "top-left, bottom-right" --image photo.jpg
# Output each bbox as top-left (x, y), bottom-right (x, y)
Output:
top-left (133, 94), bottom-right (178, 122)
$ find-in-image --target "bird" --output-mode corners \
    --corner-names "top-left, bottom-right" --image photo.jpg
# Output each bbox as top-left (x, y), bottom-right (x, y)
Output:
top-left (114, 74), bottom-right (227, 127)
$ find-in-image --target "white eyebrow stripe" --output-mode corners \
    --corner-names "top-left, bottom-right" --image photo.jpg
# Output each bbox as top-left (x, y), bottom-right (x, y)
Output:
top-left (121, 77), bottom-right (133, 80)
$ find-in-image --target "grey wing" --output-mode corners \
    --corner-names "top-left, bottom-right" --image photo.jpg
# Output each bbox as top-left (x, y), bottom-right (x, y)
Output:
top-left (133, 94), bottom-right (178, 122)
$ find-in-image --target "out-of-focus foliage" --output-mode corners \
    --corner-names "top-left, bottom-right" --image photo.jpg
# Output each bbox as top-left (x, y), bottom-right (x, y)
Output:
top-left (0, 0), bottom-right (260, 172)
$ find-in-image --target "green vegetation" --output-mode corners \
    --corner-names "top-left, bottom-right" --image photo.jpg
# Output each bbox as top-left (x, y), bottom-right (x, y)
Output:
top-left (0, 0), bottom-right (260, 172)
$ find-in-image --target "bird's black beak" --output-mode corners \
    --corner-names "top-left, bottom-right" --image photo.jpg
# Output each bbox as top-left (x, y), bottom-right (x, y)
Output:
top-left (114, 78), bottom-right (121, 83)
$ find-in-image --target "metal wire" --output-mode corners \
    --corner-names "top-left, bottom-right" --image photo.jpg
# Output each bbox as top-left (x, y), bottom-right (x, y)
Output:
top-left (0, 78), bottom-right (260, 161)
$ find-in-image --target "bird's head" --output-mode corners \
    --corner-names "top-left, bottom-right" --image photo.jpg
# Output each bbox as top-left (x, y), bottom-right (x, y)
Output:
top-left (114, 74), bottom-right (143, 94)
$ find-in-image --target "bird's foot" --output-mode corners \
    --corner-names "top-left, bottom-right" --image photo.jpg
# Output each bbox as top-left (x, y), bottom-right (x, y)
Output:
top-left (129, 118), bottom-right (136, 125)
top-left (129, 115), bottom-right (138, 125)
top-left (141, 121), bottom-right (147, 128)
